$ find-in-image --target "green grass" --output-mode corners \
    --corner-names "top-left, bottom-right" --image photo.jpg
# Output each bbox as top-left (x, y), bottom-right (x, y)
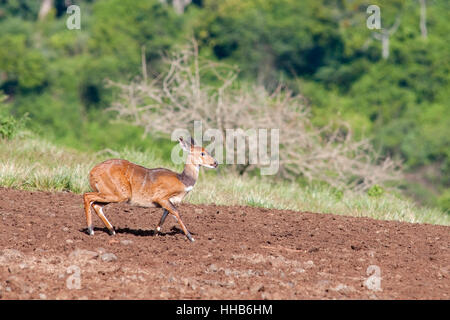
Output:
top-left (1, 132), bottom-right (449, 226)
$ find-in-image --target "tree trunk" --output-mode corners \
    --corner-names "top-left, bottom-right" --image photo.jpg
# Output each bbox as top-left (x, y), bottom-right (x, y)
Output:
top-left (381, 32), bottom-right (389, 60)
top-left (172, 0), bottom-right (192, 14)
top-left (38, 0), bottom-right (53, 21)
top-left (373, 15), bottom-right (401, 60)
top-left (419, 0), bottom-right (428, 39)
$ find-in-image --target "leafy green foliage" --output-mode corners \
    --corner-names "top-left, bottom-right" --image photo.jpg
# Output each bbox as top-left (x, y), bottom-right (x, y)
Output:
top-left (0, 34), bottom-right (47, 89)
top-left (197, 0), bottom-right (343, 84)
top-left (0, 113), bottom-right (19, 139)
top-left (367, 185), bottom-right (385, 197)
top-left (437, 189), bottom-right (450, 213)
top-left (0, 0), bottom-right (40, 20)
top-left (0, 94), bottom-right (27, 140)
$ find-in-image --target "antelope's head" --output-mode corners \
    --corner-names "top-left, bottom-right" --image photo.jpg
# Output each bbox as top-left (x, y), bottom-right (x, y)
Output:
top-left (179, 137), bottom-right (218, 169)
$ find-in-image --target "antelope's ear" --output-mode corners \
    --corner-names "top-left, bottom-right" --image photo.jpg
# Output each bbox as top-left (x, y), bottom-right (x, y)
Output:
top-left (178, 137), bottom-right (190, 151)
top-left (190, 136), bottom-right (197, 147)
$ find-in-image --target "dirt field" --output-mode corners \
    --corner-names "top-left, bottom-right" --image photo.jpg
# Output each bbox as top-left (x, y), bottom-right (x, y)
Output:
top-left (0, 187), bottom-right (448, 300)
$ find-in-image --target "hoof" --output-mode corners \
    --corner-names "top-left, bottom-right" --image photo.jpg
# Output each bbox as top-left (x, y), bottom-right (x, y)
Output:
top-left (156, 226), bottom-right (161, 232)
top-left (87, 227), bottom-right (94, 236)
top-left (109, 229), bottom-right (116, 236)
top-left (186, 233), bottom-right (195, 242)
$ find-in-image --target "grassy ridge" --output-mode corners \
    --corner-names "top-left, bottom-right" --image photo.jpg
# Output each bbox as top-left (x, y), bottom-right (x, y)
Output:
top-left (1, 132), bottom-right (448, 226)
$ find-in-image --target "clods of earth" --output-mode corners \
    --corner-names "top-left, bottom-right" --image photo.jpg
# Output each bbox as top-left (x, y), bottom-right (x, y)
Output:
top-left (0, 188), bottom-right (448, 299)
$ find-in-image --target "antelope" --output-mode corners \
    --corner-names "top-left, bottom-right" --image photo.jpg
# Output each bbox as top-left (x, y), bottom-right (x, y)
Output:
top-left (83, 137), bottom-right (218, 242)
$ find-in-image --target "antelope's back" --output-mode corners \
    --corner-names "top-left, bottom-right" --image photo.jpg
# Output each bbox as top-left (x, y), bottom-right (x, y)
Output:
top-left (128, 165), bottom-right (186, 205)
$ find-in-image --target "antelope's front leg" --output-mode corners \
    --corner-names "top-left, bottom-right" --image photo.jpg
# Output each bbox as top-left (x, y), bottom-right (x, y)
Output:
top-left (156, 209), bottom-right (169, 232)
top-left (158, 200), bottom-right (194, 242)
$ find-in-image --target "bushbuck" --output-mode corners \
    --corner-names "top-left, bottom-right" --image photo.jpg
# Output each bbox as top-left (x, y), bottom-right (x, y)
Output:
top-left (83, 137), bottom-right (218, 242)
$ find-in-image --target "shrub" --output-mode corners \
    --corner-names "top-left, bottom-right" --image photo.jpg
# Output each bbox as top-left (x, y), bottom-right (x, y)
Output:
top-left (0, 95), bottom-right (27, 140)
top-left (367, 185), bottom-right (385, 197)
top-left (437, 189), bottom-right (450, 213)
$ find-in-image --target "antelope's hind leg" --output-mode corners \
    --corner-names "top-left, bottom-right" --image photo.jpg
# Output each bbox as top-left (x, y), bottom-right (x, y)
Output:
top-left (83, 194), bottom-right (95, 235)
top-left (83, 192), bottom-right (127, 235)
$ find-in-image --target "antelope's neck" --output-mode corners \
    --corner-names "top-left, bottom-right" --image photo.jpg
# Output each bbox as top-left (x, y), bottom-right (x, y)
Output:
top-left (179, 156), bottom-right (199, 188)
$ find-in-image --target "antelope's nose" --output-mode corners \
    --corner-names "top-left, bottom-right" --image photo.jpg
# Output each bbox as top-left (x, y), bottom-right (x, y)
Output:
top-left (213, 160), bottom-right (218, 168)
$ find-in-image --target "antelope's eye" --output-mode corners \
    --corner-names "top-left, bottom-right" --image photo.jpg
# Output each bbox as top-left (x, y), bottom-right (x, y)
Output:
top-left (201, 152), bottom-right (205, 156)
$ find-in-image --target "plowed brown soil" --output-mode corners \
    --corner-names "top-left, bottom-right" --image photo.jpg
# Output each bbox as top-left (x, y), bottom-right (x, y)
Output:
top-left (0, 188), bottom-right (448, 299)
